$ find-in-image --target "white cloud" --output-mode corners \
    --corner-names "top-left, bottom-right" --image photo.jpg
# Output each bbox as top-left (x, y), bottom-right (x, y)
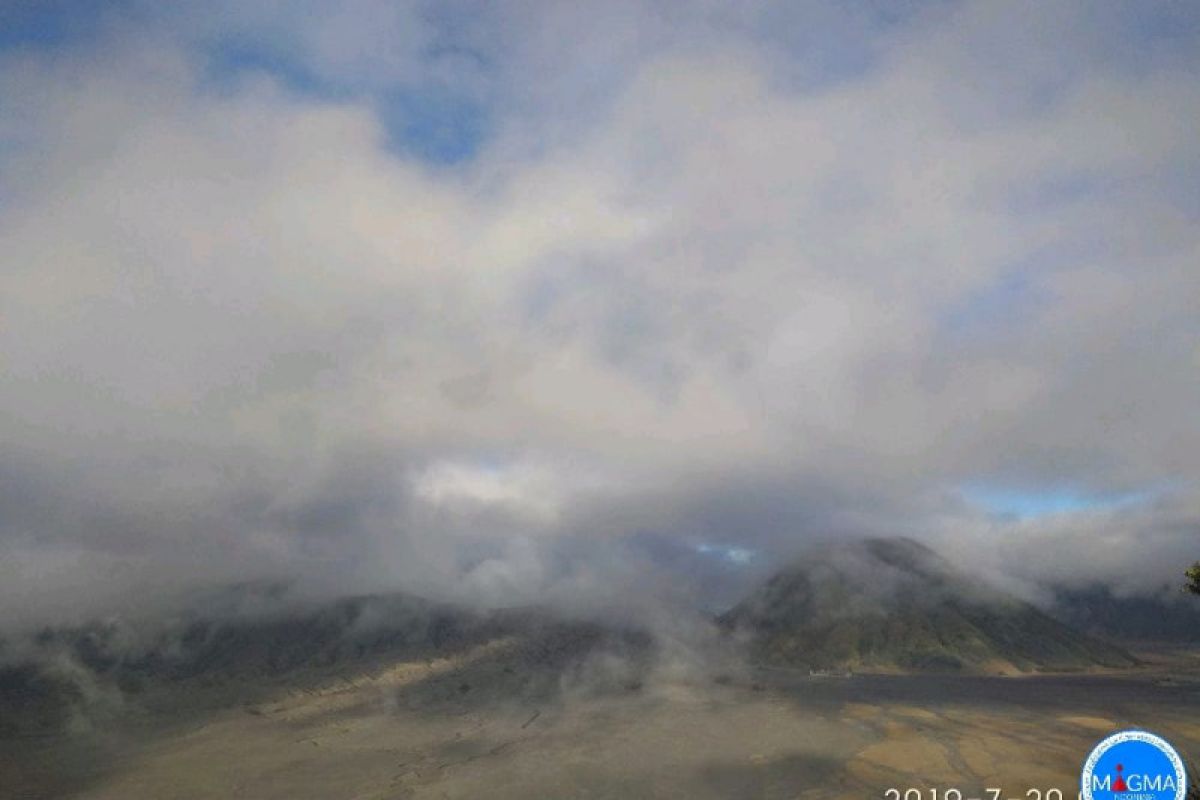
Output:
top-left (1, 1), bottom-right (1197, 626)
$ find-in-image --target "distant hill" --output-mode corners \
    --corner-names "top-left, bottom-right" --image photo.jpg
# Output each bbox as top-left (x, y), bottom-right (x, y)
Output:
top-left (0, 591), bottom-right (651, 739)
top-left (721, 537), bottom-right (1137, 674)
top-left (1048, 585), bottom-right (1200, 643)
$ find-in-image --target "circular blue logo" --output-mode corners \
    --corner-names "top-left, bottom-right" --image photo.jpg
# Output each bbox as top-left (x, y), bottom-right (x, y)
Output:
top-left (1081, 729), bottom-right (1187, 800)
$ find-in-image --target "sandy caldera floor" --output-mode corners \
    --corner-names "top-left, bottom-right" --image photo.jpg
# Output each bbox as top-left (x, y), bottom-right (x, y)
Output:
top-left (5, 647), bottom-right (1200, 800)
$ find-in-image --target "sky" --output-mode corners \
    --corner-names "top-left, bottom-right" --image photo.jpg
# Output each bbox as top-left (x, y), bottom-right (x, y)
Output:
top-left (1, 0), bottom-right (1199, 628)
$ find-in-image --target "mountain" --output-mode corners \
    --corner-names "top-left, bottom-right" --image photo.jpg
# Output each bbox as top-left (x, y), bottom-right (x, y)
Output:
top-left (1048, 584), bottom-right (1200, 643)
top-left (0, 591), bottom-right (652, 739)
top-left (721, 537), bottom-right (1137, 674)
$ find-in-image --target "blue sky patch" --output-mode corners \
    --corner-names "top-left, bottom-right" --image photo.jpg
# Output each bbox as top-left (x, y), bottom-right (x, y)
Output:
top-left (960, 483), bottom-right (1157, 519)
top-left (382, 87), bottom-right (487, 165)
top-left (0, 0), bottom-right (129, 50)
top-left (199, 40), bottom-right (489, 166)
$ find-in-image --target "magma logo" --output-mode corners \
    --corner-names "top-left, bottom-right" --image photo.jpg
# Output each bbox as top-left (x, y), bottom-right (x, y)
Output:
top-left (1081, 729), bottom-right (1187, 800)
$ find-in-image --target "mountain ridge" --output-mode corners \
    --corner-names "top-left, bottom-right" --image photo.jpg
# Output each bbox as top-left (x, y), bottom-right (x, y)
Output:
top-left (720, 537), bottom-right (1137, 674)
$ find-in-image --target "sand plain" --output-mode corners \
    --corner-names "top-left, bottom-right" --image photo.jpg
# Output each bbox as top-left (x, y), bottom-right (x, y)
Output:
top-left (3, 647), bottom-right (1198, 800)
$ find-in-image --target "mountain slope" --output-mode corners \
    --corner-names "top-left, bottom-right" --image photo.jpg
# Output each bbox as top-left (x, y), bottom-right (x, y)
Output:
top-left (1049, 584), bottom-right (1200, 643)
top-left (0, 590), bottom-right (653, 738)
top-left (721, 537), bottom-right (1136, 674)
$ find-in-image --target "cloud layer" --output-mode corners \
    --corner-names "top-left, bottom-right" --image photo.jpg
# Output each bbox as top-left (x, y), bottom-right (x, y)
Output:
top-left (2, 1), bottom-right (1198, 628)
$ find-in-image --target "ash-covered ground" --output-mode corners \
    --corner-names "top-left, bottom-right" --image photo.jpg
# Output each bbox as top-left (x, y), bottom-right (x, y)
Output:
top-left (2, 579), bottom-right (1198, 800)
